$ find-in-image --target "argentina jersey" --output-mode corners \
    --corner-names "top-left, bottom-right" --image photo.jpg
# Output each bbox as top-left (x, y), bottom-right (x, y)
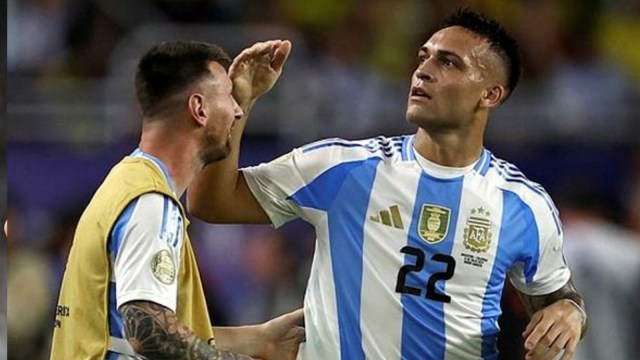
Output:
top-left (105, 149), bottom-right (184, 359)
top-left (242, 135), bottom-right (570, 360)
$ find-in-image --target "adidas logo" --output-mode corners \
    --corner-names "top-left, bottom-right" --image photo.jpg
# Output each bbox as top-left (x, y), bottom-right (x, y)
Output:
top-left (370, 205), bottom-right (404, 229)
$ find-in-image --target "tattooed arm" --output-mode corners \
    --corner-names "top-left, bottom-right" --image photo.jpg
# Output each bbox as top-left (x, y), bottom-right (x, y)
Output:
top-left (515, 278), bottom-right (587, 360)
top-left (120, 301), bottom-right (251, 360)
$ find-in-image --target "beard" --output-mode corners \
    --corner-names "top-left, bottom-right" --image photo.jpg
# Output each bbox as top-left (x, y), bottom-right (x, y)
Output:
top-left (199, 131), bottom-right (231, 167)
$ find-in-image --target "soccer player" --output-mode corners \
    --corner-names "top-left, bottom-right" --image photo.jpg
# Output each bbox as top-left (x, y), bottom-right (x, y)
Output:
top-left (50, 40), bottom-right (304, 359)
top-left (189, 8), bottom-right (587, 360)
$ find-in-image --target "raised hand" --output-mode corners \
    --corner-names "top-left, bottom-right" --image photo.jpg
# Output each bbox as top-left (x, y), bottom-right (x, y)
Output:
top-left (229, 40), bottom-right (292, 107)
top-left (522, 299), bottom-right (584, 360)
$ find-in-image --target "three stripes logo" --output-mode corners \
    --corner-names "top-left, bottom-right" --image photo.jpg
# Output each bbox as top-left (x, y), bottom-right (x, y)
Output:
top-left (369, 205), bottom-right (404, 230)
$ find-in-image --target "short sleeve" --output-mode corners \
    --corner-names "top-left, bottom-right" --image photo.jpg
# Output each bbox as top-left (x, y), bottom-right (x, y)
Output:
top-left (242, 141), bottom-right (348, 227)
top-left (110, 192), bottom-right (184, 311)
top-left (508, 196), bottom-right (571, 296)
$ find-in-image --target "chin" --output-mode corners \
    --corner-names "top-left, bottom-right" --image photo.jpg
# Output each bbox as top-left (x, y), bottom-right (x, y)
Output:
top-left (406, 107), bottom-right (428, 126)
top-left (201, 144), bottom-right (230, 166)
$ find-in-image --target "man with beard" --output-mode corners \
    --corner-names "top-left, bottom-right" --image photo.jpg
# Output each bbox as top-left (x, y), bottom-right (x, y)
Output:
top-left (50, 40), bottom-right (303, 359)
top-left (189, 9), bottom-right (587, 360)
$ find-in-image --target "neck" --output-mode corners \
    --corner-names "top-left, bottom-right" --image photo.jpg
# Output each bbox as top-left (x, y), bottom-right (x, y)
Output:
top-left (413, 118), bottom-right (486, 167)
top-left (139, 119), bottom-right (200, 197)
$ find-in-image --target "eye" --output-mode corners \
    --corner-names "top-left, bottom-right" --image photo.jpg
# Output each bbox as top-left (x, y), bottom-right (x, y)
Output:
top-left (418, 55), bottom-right (427, 63)
top-left (442, 58), bottom-right (455, 68)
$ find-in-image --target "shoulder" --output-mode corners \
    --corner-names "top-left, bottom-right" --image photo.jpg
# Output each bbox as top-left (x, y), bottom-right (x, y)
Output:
top-left (297, 135), bottom-right (413, 164)
top-left (117, 192), bottom-right (182, 227)
top-left (484, 153), bottom-right (562, 235)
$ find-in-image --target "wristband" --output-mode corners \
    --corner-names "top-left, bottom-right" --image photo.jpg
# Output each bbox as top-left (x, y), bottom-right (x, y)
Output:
top-left (563, 299), bottom-right (587, 326)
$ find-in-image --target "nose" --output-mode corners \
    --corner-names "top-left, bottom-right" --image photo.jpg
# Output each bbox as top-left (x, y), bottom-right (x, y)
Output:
top-left (233, 99), bottom-right (244, 120)
top-left (415, 62), bottom-right (435, 83)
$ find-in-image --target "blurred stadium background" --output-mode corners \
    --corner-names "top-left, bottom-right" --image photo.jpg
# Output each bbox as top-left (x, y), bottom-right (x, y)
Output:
top-left (6, 0), bottom-right (640, 359)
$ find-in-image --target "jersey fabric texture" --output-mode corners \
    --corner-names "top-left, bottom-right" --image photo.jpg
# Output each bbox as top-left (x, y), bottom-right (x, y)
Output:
top-left (50, 150), bottom-right (213, 359)
top-left (242, 135), bottom-right (570, 360)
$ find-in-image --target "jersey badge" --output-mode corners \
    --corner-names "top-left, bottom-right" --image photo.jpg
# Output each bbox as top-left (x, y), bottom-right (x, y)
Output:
top-left (418, 204), bottom-right (451, 244)
top-left (463, 206), bottom-right (493, 253)
top-left (151, 250), bottom-right (176, 284)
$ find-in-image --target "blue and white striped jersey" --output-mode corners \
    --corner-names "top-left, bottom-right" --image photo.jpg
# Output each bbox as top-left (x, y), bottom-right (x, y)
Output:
top-left (106, 149), bottom-right (184, 359)
top-left (242, 135), bottom-right (570, 360)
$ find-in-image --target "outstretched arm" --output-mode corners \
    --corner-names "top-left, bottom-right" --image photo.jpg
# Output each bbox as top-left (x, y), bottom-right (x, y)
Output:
top-left (188, 40), bottom-right (292, 224)
top-left (516, 279), bottom-right (587, 360)
top-left (120, 301), bottom-right (251, 359)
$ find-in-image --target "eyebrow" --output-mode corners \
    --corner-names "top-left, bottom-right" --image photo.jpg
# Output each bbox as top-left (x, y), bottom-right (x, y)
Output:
top-left (419, 46), bottom-right (464, 62)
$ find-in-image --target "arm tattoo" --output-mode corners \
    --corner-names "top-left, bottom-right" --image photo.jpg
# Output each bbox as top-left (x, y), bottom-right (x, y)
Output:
top-left (516, 278), bottom-right (588, 336)
top-left (516, 278), bottom-right (583, 315)
top-left (120, 301), bottom-right (251, 360)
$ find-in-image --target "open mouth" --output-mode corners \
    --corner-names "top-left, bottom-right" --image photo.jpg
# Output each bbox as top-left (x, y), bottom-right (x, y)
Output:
top-left (410, 87), bottom-right (431, 99)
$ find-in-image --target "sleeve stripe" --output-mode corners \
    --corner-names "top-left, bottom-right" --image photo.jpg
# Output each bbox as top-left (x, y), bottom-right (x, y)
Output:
top-left (108, 198), bottom-right (139, 260)
top-left (160, 196), bottom-right (169, 238)
top-left (489, 157), bottom-right (562, 235)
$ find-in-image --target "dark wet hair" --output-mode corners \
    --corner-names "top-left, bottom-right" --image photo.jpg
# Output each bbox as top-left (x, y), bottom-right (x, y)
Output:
top-left (442, 8), bottom-right (521, 101)
top-left (135, 41), bottom-right (231, 116)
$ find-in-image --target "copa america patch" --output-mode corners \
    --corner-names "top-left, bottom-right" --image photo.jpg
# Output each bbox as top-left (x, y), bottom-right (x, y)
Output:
top-left (151, 250), bottom-right (176, 284)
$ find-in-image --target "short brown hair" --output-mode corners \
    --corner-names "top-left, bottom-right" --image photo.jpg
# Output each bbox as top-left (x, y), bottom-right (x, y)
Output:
top-left (135, 41), bottom-right (232, 116)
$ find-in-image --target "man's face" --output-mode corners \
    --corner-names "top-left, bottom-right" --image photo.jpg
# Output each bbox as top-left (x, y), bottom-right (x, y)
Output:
top-left (406, 26), bottom-right (502, 130)
top-left (199, 62), bottom-right (243, 165)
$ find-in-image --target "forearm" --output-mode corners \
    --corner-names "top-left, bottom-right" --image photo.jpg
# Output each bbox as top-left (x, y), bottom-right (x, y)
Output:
top-left (213, 324), bottom-right (265, 358)
top-left (120, 301), bottom-right (251, 360)
top-left (188, 99), bottom-right (255, 221)
top-left (516, 279), bottom-right (588, 337)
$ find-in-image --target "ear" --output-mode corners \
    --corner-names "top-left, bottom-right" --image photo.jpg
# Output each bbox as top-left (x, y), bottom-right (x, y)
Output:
top-left (187, 93), bottom-right (207, 126)
top-left (480, 85), bottom-right (505, 109)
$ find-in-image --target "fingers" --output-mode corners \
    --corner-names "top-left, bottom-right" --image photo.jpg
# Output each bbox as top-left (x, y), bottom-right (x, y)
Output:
top-left (527, 324), bottom-right (563, 360)
top-left (558, 336), bottom-right (578, 360)
top-left (230, 40), bottom-right (291, 72)
top-left (229, 41), bottom-right (275, 75)
top-left (284, 308), bottom-right (304, 326)
top-left (551, 331), bottom-right (573, 360)
top-left (524, 315), bottom-right (554, 357)
top-left (271, 40), bottom-right (292, 72)
top-left (522, 311), bottom-right (543, 341)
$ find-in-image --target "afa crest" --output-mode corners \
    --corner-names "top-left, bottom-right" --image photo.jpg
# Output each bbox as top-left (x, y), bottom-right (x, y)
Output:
top-left (151, 250), bottom-right (176, 285)
top-left (463, 207), bottom-right (493, 253)
top-left (418, 204), bottom-right (451, 244)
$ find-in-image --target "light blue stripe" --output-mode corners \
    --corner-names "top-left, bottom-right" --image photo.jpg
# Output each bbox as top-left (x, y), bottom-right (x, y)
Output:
top-left (290, 158), bottom-right (381, 360)
top-left (108, 282), bottom-right (124, 338)
top-left (400, 175), bottom-right (463, 360)
top-left (503, 189), bottom-right (540, 283)
top-left (161, 197), bottom-right (169, 237)
top-left (480, 191), bottom-right (523, 359)
top-left (106, 198), bottom-right (138, 345)
top-left (289, 158), bottom-right (379, 210)
top-left (402, 136), bottom-right (411, 161)
top-left (408, 136), bottom-right (417, 161)
top-left (173, 211), bottom-right (182, 248)
top-left (108, 199), bottom-right (139, 260)
top-left (474, 149), bottom-right (492, 176)
top-left (473, 149), bottom-right (487, 172)
top-left (489, 161), bottom-right (562, 235)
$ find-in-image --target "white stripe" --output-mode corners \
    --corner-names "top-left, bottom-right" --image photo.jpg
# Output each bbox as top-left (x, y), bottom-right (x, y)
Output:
top-left (360, 162), bottom-right (421, 360)
top-left (297, 208), bottom-right (341, 360)
top-left (444, 173), bottom-right (504, 359)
